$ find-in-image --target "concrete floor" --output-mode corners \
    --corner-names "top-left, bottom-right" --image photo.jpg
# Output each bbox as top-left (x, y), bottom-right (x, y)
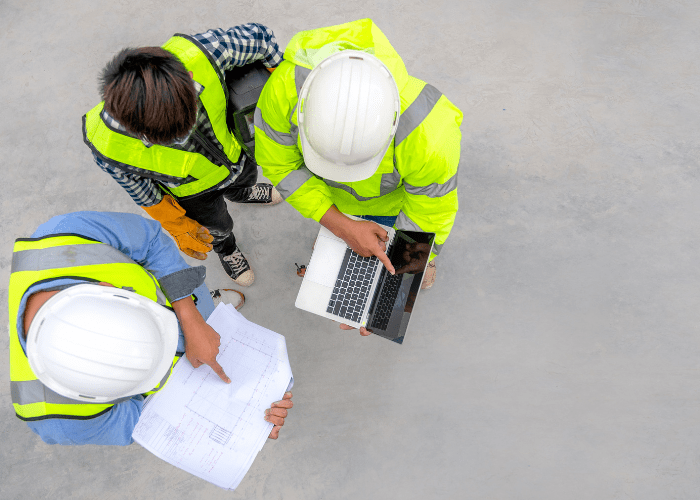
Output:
top-left (1, 0), bottom-right (699, 498)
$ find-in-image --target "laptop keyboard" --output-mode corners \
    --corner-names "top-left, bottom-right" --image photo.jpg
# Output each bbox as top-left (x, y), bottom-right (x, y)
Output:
top-left (370, 268), bottom-right (403, 330)
top-left (326, 248), bottom-right (379, 323)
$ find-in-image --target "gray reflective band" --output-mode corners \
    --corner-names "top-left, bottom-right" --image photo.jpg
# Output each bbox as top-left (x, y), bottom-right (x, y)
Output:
top-left (254, 107), bottom-right (296, 146)
top-left (324, 180), bottom-right (383, 202)
top-left (12, 242), bottom-right (168, 306)
top-left (295, 65), bottom-right (311, 96)
top-left (292, 66), bottom-right (311, 144)
top-left (380, 167), bottom-right (402, 196)
top-left (154, 361), bottom-right (175, 390)
top-left (145, 272), bottom-right (168, 307)
top-left (432, 243), bottom-right (443, 255)
top-left (395, 211), bottom-right (424, 232)
top-left (289, 103), bottom-right (299, 143)
top-left (12, 243), bottom-right (136, 274)
top-left (395, 84), bottom-right (443, 146)
top-left (404, 172), bottom-right (458, 198)
top-left (276, 167), bottom-right (314, 199)
top-left (11, 380), bottom-right (130, 406)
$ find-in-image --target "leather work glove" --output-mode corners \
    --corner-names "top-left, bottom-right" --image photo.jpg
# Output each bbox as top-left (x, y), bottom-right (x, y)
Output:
top-left (142, 195), bottom-right (214, 260)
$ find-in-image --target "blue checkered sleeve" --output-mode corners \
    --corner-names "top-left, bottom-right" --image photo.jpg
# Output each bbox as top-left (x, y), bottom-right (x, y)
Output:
top-left (191, 23), bottom-right (283, 74)
top-left (93, 153), bottom-right (163, 207)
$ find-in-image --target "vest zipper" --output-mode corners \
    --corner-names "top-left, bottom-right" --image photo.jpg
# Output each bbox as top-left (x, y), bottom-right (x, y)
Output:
top-left (191, 129), bottom-right (236, 169)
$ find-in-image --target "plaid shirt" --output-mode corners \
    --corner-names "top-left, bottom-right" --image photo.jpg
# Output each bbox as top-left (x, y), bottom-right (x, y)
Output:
top-left (93, 23), bottom-right (283, 207)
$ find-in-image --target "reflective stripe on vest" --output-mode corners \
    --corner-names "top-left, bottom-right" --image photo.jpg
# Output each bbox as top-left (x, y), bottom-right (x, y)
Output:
top-left (403, 172), bottom-right (458, 199)
top-left (82, 35), bottom-right (241, 198)
top-left (394, 83), bottom-right (443, 146)
top-left (8, 234), bottom-right (179, 421)
top-left (276, 167), bottom-right (314, 199)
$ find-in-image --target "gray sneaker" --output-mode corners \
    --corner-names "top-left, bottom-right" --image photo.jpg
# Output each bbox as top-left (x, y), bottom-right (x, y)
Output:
top-left (210, 289), bottom-right (245, 310)
top-left (219, 247), bottom-right (255, 286)
top-left (242, 183), bottom-right (283, 205)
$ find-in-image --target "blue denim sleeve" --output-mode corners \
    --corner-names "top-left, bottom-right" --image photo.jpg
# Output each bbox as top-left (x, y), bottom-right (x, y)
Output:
top-left (32, 211), bottom-right (204, 301)
top-left (32, 211), bottom-right (186, 278)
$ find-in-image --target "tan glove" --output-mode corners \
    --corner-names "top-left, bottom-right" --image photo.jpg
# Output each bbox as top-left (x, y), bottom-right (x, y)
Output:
top-left (142, 195), bottom-right (214, 260)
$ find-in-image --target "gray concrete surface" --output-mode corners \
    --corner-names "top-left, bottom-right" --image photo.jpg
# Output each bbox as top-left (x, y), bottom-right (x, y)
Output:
top-left (1, 1), bottom-right (699, 498)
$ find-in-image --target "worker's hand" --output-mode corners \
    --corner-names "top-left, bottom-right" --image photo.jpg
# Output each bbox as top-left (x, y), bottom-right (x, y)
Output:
top-left (344, 220), bottom-right (396, 274)
top-left (183, 319), bottom-right (230, 383)
top-left (319, 206), bottom-right (394, 273)
top-left (142, 195), bottom-right (214, 260)
top-left (172, 297), bottom-right (230, 383)
top-left (176, 225), bottom-right (214, 260)
top-left (395, 242), bottom-right (432, 275)
top-left (339, 323), bottom-right (372, 336)
top-left (266, 392), bottom-right (293, 439)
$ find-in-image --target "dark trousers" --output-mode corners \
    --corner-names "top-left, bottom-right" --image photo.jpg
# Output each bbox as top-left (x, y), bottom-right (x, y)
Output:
top-left (175, 157), bottom-right (258, 256)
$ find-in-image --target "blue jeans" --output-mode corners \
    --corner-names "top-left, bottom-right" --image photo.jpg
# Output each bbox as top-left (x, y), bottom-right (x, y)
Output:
top-left (357, 215), bottom-right (397, 227)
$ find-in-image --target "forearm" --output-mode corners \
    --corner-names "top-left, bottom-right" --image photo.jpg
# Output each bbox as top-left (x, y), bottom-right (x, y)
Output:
top-left (171, 294), bottom-right (206, 331)
top-left (319, 205), bottom-right (356, 240)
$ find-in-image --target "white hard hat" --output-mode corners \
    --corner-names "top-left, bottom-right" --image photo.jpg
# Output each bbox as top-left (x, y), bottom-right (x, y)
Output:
top-left (26, 284), bottom-right (179, 403)
top-left (298, 50), bottom-right (401, 183)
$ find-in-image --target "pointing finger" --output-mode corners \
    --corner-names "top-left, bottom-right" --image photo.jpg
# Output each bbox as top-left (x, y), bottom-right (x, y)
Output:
top-left (207, 359), bottom-right (231, 384)
top-left (374, 247), bottom-right (395, 275)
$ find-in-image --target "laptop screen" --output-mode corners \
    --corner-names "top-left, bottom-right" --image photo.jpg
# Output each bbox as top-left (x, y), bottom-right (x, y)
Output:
top-left (365, 229), bottom-right (436, 344)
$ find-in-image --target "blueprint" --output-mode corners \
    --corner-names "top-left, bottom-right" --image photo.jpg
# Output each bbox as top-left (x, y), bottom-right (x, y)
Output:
top-left (132, 303), bottom-right (293, 490)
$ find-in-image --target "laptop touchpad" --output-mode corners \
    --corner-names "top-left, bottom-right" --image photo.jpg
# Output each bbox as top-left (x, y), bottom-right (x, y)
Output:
top-left (304, 235), bottom-right (347, 288)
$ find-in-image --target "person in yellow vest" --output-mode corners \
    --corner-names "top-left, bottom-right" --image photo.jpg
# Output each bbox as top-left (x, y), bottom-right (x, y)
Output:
top-left (83, 24), bottom-right (285, 287)
top-left (8, 211), bottom-right (292, 445)
top-left (254, 19), bottom-right (463, 335)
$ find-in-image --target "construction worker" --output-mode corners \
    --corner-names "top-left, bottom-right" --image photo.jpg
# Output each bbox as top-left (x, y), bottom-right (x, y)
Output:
top-left (83, 24), bottom-right (284, 287)
top-left (254, 19), bottom-right (462, 306)
top-left (8, 211), bottom-right (293, 445)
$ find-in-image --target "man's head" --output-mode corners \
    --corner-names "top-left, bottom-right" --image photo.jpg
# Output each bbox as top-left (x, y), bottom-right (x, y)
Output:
top-left (100, 47), bottom-right (197, 145)
top-left (24, 284), bottom-right (178, 402)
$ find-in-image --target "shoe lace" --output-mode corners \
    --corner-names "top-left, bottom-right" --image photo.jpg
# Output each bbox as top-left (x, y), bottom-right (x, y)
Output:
top-left (247, 184), bottom-right (270, 202)
top-left (222, 250), bottom-right (249, 274)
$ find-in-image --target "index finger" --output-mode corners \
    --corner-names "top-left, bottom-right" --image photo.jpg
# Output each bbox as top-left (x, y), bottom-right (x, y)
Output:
top-left (373, 246), bottom-right (395, 274)
top-left (207, 358), bottom-right (231, 383)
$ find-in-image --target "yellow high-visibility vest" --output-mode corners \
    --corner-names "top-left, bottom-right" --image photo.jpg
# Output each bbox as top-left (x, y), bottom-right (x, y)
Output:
top-left (9, 234), bottom-right (180, 421)
top-left (83, 35), bottom-right (241, 199)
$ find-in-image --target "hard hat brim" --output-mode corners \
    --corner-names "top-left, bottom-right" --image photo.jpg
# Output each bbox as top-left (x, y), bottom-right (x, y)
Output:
top-left (299, 127), bottom-right (387, 183)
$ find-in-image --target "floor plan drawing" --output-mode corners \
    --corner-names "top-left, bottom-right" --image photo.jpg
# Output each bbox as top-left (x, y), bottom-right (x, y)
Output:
top-left (133, 304), bottom-right (293, 490)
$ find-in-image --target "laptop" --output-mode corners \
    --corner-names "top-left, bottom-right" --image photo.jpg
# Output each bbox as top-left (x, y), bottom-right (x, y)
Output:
top-left (295, 217), bottom-right (436, 344)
